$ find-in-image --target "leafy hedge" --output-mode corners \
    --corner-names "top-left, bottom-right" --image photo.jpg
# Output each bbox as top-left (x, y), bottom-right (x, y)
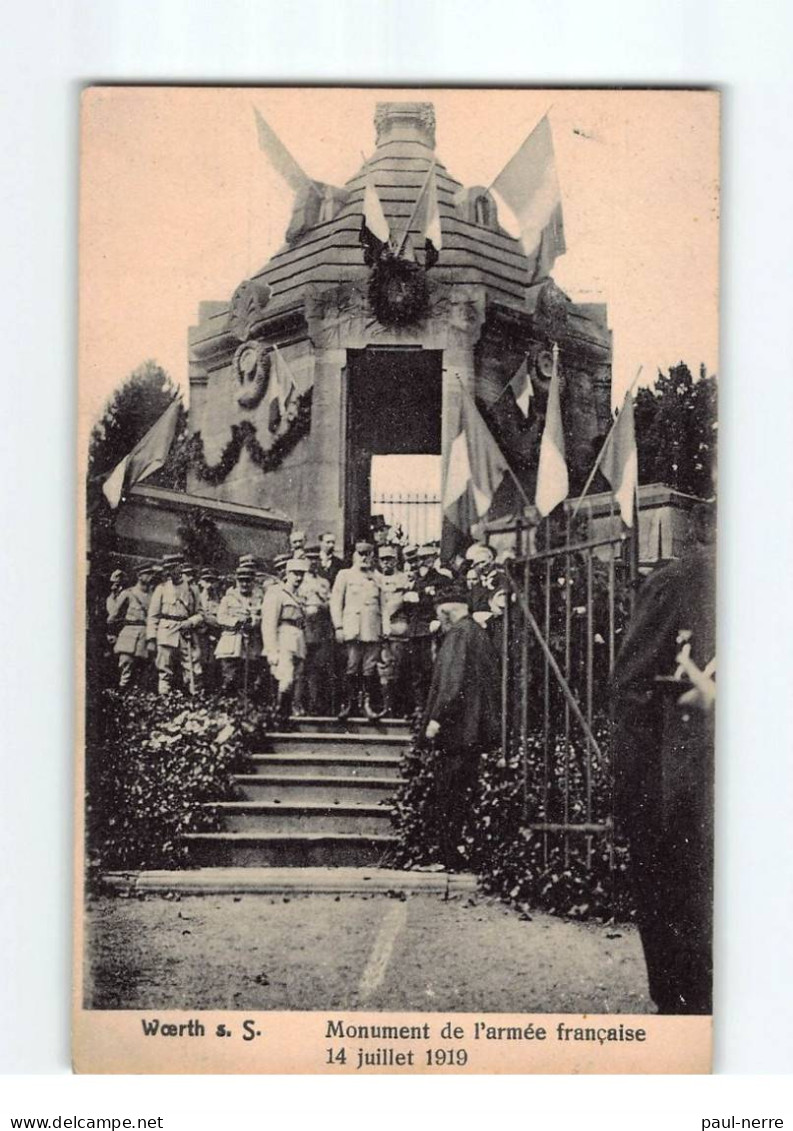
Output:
top-left (85, 689), bottom-right (268, 878)
top-left (390, 721), bottom-right (633, 922)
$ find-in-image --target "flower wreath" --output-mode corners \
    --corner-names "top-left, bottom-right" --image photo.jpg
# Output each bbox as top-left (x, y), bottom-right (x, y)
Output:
top-left (188, 388), bottom-right (313, 485)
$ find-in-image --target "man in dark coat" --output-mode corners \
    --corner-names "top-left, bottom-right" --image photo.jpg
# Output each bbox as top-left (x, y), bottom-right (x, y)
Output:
top-left (612, 527), bottom-right (716, 1015)
top-left (423, 580), bottom-right (501, 871)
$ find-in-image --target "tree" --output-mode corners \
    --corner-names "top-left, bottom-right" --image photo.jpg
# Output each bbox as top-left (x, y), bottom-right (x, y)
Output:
top-left (87, 360), bottom-right (192, 514)
top-left (633, 362), bottom-right (717, 499)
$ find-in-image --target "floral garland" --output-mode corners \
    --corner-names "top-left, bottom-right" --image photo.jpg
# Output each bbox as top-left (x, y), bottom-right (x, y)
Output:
top-left (188, 388), bottom-right (313, 485)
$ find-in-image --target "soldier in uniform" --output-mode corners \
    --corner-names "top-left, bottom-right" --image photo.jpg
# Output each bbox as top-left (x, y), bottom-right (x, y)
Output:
top-left (105, 568), bottom-right (126, 656)
top-left (408, 544), bottom-right (448, 712)
top-left (612, 526), bottom-right (716, 1015)
top-left (296, 547), bottom-right (334, 716)
top-left (146, 554), bottom-right (204, 695)
top-left (262, 557), bottom-right (309, 726)
top-left (110, 563), bottom-right (155, 690)
top-left (330, 541), bottom-right (385, 720)
top-left (375, 543), bottom-right (412, 718)
top-left (215, 562), bottom-right (262, 694)
top-left (197, 568), bottom-right (222, 692)
top-left (422, 579), bottom-right (501, 872)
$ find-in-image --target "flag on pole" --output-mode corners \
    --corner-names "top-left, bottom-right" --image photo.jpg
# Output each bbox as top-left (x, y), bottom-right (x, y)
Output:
top-left (360, 172), bottom-right (391, 261)
top-left (102, 398), bottom-right (181, 509)
top-left (253, 108), bottom-right (310, 193)
top-left (268, 346), bottom-right (299, 434)
top-left (491, 115), bottom-right (566, 278)
top-left (443, 390), bottom-right (510, 533)
top-left (600, 392), bottom-right (638, 525)
top-left (410, 160), bottom-right (442, 267)
top-left (504, 355), bottom-right (533, 416)
top-left (535, 345), bottom-right (569, 516)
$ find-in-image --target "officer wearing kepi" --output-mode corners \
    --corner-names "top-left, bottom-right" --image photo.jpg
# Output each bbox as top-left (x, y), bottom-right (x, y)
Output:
top-left (110, 563), bottom-right (155, 690)
top-left (215, 561), bottom-right (262, 693)
top-left (146, 554), bottom-right (204, 695)
top-left (330, 541), bottom-right (385, 720)
top-left (261, 557), bottom-right (309, 726)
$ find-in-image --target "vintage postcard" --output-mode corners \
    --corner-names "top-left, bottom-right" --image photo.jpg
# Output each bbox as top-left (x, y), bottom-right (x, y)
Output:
top-left (74, 86), bottom-right (719, 1074)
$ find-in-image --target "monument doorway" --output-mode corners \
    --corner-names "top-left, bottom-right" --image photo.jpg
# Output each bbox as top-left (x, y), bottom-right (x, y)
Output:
top-left (345, 348), bottom-right (443, 550)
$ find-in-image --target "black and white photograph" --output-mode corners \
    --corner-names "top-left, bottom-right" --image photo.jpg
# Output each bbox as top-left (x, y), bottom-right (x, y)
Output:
top-left (74, 86), bottom-right (719, 1073)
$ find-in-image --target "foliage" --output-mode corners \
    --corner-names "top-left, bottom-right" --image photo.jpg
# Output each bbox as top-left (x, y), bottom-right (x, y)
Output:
top-left (633, 362), bottom-right (717, 498)
top-left (85, 689), bottom-right (268, 878)
top-left (88, 361), bottom-right (184, 485)
top-left (176, 509), bottom-right (227, 569)
top-left (391, 722), bottom-right (633, 922)
top-left (188, 389), bottom-right (313, 485)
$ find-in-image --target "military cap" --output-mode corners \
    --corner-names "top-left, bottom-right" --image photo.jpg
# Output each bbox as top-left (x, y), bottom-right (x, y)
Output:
top-left (465, 542), bottom-right (494, 565)
top-left (110, 568), bottom-right (124, 583)
top-left (135, 563), bottom-right (155, 578)
top-left (161, 553), bottom-right (184, 568)
top-left (236, 563), bottom-right (256, 578)
top-left (417, 544), bottom-right (436, 559)
top-left (273, 553), bottom-right (290, 571)
top-left (355, 541), bottom-right (375, 554)
top-left (433, 579), bottom-right (471, 607)
top-left (200, 567), bottom-right (218, 581)
top-left (377, 544), bottom-right (397, 559)
top-left (402, 545), bottom-right (418, 561)
top-left (285, 557), bottom-right (310, 573)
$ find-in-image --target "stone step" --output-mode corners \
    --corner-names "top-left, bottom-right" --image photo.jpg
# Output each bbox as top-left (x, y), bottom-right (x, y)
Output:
top-left (103, 866), bottom-right (476, 895)
top-left (248, 753), bottom-right (403, 780)
top-left (183, 832), bottom-right (399, 868)
top-left (233, 774), bottom-right (397, 805)
top-left (262, 732), bottom-right (410, 757)
top-left (288, 715), bottom-right (413, 738)
top-left (205, 800), bottom-right (393, 836)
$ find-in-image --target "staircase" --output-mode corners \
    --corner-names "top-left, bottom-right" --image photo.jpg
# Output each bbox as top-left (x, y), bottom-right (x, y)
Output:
top-left (183, 717), bottom-right (410, 868)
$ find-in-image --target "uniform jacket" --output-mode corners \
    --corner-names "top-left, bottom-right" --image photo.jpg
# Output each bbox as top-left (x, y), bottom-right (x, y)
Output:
top-left (376, 570), bottom-right (412, 637)
top-left (111, 584), bottom-right (151, 658)
top-left (423, 616), bottom-right (501, 754)
top-left (146, 580), bottom-right (200, 648)
top-left (298, 573), bottom-right (333, 645)
top-left (215, 587), bottom-right (262, 660)
top-left (261, 583), bottom-right (307, 662)
top-left (612, 543), bottom-right (716, 835)
top-left (330, 566), bottom-right (383, 643)
top-left (410, 567), bottom-right (447, 637)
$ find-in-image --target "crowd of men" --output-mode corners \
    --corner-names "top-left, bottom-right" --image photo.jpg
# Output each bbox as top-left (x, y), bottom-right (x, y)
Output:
top-left (105, 524), bottom-right (511, 727)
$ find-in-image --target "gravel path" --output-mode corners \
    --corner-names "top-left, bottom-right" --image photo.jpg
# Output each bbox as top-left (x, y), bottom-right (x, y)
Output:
top-left (85, 891), bottom-right (651, 1014)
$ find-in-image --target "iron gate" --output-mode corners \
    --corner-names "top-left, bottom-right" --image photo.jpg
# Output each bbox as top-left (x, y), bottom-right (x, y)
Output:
top-left (488, 500), bottom-right (635, 871)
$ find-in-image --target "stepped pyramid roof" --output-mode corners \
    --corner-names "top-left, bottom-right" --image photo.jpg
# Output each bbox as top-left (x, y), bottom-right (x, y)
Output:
top-left (249, 100), bottom-right (534, 316)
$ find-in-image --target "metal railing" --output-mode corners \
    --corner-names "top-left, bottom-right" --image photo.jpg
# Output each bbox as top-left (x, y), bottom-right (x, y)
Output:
top-left (490, 500), bottom-right (633, 872)
top-left (371, 490), bottom-right (442, 547)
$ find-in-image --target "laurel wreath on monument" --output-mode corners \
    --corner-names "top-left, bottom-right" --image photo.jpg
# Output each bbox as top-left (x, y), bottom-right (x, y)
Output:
top-left (187, 388), bottom-right (313, 485)
top-left (367, 250), bottom-right (429, 327)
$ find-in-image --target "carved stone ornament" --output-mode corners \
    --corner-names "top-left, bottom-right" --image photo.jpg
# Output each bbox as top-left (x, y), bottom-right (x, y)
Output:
top-left (534, 278), bottom-right (569, 342)
top-left (228, 278), bottom-right (272, 342)
top-left (233, 341), bottom-right (271, 410)
top-left (368, 251), bottom-right (429, 328)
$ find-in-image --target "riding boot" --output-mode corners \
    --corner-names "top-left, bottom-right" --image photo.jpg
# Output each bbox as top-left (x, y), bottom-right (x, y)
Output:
top-left (276, 689), bottom-right (293, 730)
top-left (337, 674), bottom-right (358, 721)
top-left (363, 673), bottom-right (385, 720)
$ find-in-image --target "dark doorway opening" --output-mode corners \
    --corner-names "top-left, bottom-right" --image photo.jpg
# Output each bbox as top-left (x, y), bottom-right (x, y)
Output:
top-left (345, 348), bottom-right (442, 549)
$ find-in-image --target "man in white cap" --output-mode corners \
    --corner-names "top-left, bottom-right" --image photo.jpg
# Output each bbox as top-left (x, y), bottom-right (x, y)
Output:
top-left (262, 557), bottom-right (308, 725)
top-left (330, 541), bottom-right (385, 720)
top-left (110, 563), bottom-right (155, 690)
top-left (215, 562), bottom-right (262, 693)
top-left (146, 554), bottom-right (204, 695)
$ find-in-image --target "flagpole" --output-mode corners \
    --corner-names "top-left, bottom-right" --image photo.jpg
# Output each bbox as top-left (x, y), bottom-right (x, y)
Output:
top-left (397, 158), bottom-right (436, 257)
top-left (454, 374), bottom-right (534, 513)
top-left (568, 366), bottom-right (643, 523)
